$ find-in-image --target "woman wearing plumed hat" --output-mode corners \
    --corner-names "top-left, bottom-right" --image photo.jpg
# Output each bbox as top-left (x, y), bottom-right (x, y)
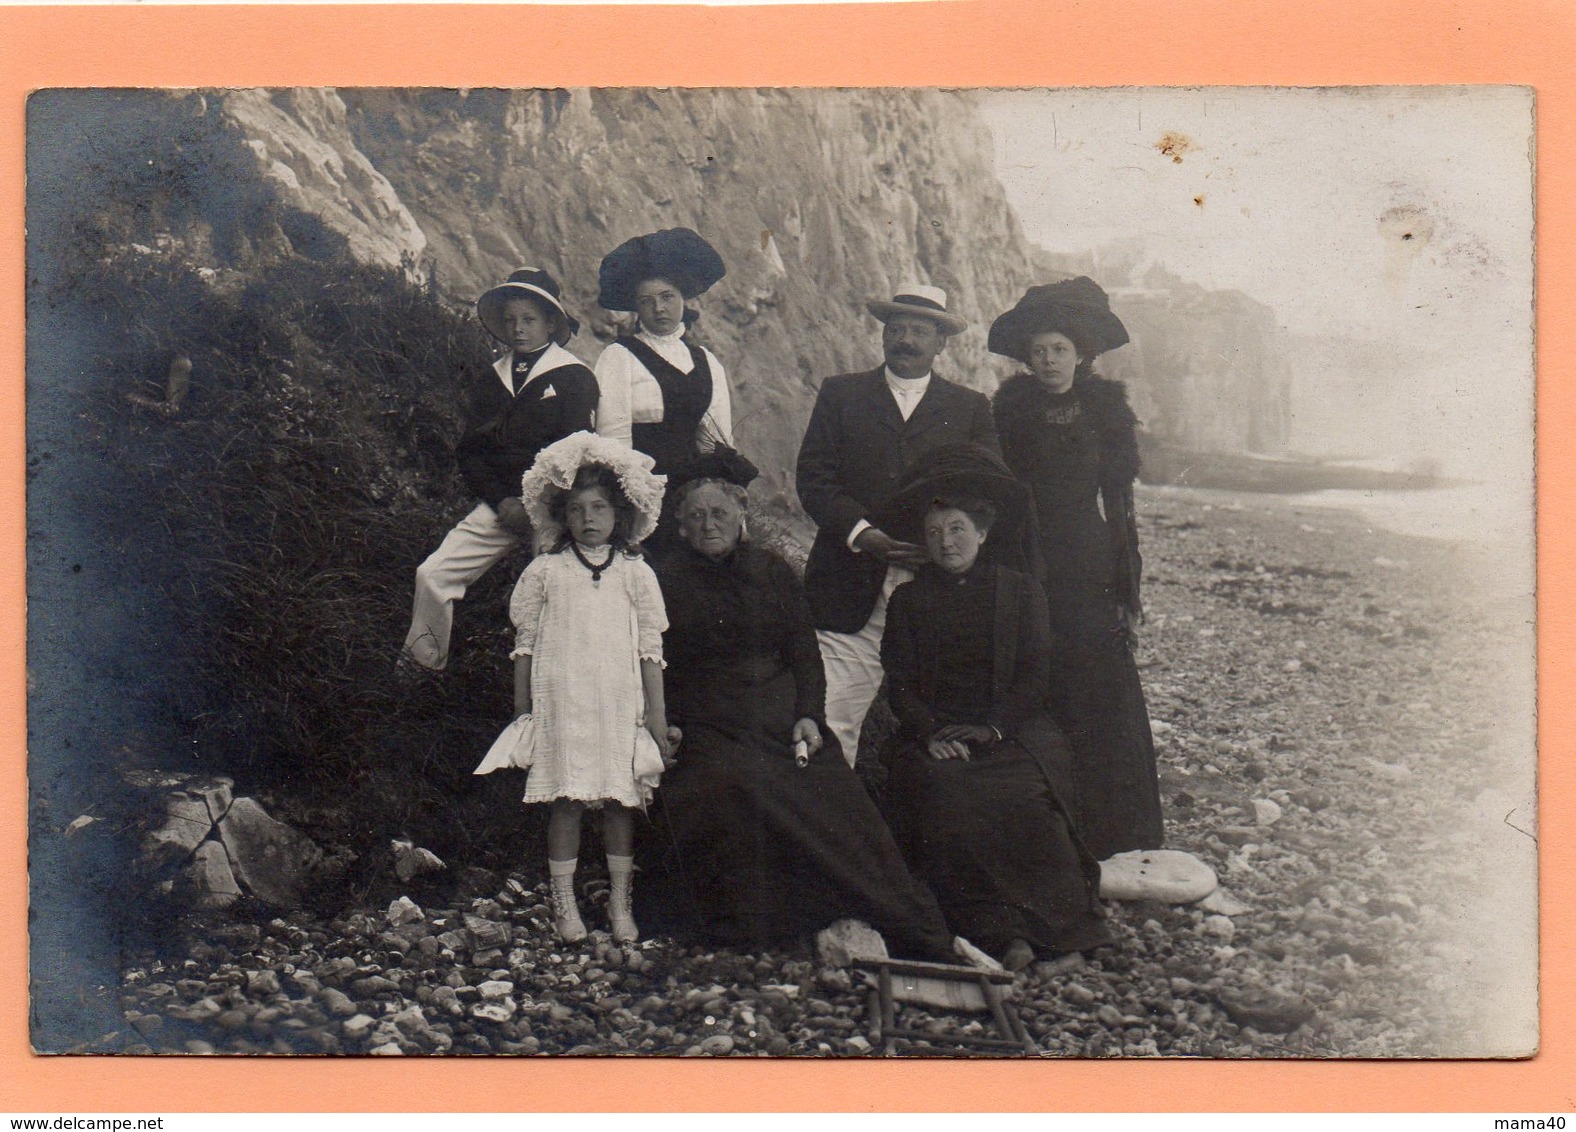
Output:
top-left (400, 267), bottom-right (597, 671)
top-left (593, 228), bottom-right (733, 558)
top-left (987, 276), bottom-right (1165, 860)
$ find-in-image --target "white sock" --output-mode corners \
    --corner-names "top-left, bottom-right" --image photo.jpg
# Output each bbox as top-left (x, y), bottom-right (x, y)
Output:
top-left (548, 857), bottom-right (577, 879)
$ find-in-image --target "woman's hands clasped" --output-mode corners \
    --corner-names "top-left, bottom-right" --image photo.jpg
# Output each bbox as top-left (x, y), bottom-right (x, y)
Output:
top-left (926, 723), bottom-right (999, 761)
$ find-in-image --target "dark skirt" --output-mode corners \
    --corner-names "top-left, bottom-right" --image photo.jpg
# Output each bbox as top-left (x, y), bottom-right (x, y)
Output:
top-left (1045, 580), bottom-right (1165, 860)
top-left (639, 665), bottom-right (958, 963)
top-left (886, 721), bottom-right (1110, 957)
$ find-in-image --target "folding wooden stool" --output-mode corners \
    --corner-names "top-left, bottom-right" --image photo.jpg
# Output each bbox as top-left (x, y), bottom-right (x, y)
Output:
top-left (854, 957), bottom-right (1039, 1056)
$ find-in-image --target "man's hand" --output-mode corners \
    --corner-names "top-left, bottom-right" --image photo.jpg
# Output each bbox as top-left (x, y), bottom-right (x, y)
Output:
top-left (495, 497), bottom-right (534, 537)
top-left (853, 526), bottom-right (930, 569)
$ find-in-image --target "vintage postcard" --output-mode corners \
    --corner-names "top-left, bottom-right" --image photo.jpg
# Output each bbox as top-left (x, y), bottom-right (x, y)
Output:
top-left (24, 83), bottom-right (1536, 1069)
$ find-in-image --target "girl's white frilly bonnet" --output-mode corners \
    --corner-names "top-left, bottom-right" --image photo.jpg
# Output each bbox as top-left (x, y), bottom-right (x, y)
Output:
top-left (519, 431), bottom-right (667, 553)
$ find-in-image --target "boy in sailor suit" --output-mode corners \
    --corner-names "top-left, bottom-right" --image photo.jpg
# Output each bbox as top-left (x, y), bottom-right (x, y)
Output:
top-left (402, 268), bottom-right (598, 671)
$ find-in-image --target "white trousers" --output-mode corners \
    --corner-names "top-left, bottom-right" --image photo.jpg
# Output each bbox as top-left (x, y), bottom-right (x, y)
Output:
top-left (403, 502), bottom-right (522, 670)
top-left (816, 565), bottom-right (913, 767)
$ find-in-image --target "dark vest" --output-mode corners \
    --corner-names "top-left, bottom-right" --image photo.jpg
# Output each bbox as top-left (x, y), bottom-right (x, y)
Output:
top-left (618, 335), bottom-right (712, 476)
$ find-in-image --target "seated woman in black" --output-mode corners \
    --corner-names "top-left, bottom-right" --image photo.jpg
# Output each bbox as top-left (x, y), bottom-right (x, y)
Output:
top-left (878, 455), bottom-right (1110, 971)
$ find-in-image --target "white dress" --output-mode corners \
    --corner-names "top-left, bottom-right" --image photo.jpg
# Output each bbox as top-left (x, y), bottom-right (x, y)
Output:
top-left (509, 547), bottom-right (668, 808)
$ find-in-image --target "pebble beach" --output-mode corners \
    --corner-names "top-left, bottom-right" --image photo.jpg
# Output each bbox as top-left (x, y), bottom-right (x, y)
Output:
top-left (108, 485), bottom-right (1537, 1058)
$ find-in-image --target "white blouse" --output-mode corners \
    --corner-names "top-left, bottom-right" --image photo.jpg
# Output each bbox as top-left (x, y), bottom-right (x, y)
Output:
top-left (593, 325), bottom-right (734, 451)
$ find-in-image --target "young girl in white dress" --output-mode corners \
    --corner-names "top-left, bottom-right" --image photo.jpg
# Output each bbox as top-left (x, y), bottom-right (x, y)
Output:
top-left (508, 432), bottom-right (673, 943)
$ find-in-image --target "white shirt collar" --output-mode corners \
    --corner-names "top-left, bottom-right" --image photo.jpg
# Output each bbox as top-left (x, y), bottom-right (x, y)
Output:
top-left (884, 366), bottom-right (931, 396)
top-left (638, 323), bottom-right (687, 346)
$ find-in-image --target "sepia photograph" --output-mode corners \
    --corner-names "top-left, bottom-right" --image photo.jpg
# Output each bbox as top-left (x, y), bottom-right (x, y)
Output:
top-left (25, 84), bottom-right (1536, 1061)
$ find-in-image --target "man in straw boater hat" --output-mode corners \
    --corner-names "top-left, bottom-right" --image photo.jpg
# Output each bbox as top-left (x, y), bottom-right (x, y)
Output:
top-left (401, 268), bottom-right (598, 671)
top-left (796, 283), bottom-right (1000, 767)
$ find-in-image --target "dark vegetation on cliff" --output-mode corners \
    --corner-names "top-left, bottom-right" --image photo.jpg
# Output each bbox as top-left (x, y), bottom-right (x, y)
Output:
top-left (56, 245), bottom-right (544, 873)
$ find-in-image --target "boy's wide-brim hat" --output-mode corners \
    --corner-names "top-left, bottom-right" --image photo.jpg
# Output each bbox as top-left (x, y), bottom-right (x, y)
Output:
top-left (477, 267), bottom-right (581, 345)
top-left (865, 282), bottom-right (968, 336)
top-left (987, 276), bottom-right (1129, 362)
top-left (597, 228), bottom-right (727, 312)
top-left (874, 443), bottom-right (1032, 548)
top-left (519, 431), bottom-right (667, 553)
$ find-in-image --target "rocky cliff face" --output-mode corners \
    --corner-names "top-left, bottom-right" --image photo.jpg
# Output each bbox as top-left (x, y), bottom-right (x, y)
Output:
top-left (46, 87), bottom-right (1041, 508)
top-left (35, 87), bottom-right (1297, 492)
top-left (338, 87), bottom-right (1040, 501)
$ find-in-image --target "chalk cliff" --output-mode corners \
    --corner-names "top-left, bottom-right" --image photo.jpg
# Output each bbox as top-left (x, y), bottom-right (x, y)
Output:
top-left (33, 87), bottom-right (1295, 494)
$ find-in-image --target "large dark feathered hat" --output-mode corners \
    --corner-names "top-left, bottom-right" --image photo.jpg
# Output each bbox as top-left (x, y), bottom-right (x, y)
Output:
top-left (477, 267), bottom-right (580, 345)
top-left (875, 443), bottom-right (1033, 550)
top-left (987, 276), bottom-right (1129, 364)
top-left (681, 446), bottom-right (759, 490)
top-left (597, 228), bottom-right (727, 312)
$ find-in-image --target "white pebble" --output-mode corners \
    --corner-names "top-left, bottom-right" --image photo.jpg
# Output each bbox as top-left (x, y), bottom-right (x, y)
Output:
top-left (1204, 915), bottom-right (1237, 941)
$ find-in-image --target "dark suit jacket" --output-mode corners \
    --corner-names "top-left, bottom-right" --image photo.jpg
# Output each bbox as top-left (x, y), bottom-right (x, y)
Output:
top-left (456, 343), bottom-right (598, 511)
top-left (796, 366), bottom-right (1000, 632)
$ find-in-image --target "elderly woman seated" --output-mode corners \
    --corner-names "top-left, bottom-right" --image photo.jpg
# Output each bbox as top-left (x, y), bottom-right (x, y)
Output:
top-left (877, 446), bottom-right (1111, 971)
top-left (638, 450), bottom-right (995, 966)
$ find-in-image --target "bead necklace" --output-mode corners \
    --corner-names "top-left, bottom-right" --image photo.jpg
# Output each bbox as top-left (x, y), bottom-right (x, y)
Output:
top-left (571, 541), bottom-right (616, 585)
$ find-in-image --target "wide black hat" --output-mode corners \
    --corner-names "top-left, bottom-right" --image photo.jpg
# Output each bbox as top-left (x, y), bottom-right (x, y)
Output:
top-left (477, 267), bottom-right (580, 345)
top-left (987, 276), bottom-right (1129, 364)
top-left (875, 444), bottom-right (1033, 551)
top-left (597, 228), bottom-right (727, 312)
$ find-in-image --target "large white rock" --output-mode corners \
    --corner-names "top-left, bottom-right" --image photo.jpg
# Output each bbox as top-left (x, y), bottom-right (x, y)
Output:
top-left (1099, 849), bottom-right (1218, 903)
top-left (217, 797), bottom-right (323, 907)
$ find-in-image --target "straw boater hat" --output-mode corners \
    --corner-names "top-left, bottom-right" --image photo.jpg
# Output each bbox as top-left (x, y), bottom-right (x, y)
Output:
top-left (476, 267), bottom-right (580, 346)
top-left (865, 283), bottom-right (969, 337)
top-left (518, 432), bottom-right (667, 553)
top-left (597, 228), bottom-right (727, 313)
top-left (987, 276), bottom-right (1129, 364)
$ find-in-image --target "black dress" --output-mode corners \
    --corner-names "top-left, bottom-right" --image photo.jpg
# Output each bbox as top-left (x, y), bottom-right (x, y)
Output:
top-left (992, 373), bottom-right (1164, 860)
top-left (880, 563), bottom-right (1110, 957)
top-left (638, 542), bottom-right (959, 962)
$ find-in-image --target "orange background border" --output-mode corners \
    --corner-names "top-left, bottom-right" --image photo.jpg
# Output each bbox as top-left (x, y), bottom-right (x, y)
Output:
top-left (2, 0), bottom-right (1569, 1113)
